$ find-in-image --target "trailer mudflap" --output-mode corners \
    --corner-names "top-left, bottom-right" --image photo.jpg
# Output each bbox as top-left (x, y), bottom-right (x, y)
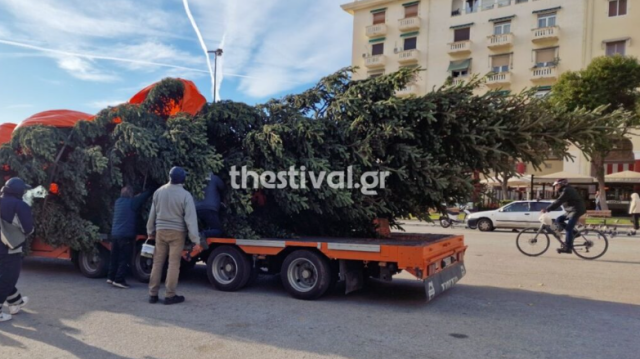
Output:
top-left (424, 262), bottom-right (466, 302)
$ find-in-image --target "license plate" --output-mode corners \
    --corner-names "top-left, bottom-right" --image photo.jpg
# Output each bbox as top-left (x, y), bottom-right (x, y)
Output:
top-left (424, 262), bottom-right (466, 302)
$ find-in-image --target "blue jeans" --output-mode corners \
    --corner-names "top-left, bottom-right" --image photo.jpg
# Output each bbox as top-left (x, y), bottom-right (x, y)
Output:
top-left (555, 214), bottom-right (578, 249)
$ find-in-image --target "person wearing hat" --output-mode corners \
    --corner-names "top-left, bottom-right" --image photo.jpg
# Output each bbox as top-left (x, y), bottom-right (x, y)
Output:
top-left (540, 179), bottom-right (586, 254)
top-left (146, 167), bottom-right (199, 305)
top-left (0, 177), bottom-right (34, 322)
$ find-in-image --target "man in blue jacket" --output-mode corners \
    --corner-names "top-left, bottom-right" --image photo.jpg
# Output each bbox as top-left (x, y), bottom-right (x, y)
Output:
top-left (0, 177), bottom-right (34, 322)
top-left (195, 173), bottom-right (225, 237)
top-left (107, 185), bottom-right (153, 289)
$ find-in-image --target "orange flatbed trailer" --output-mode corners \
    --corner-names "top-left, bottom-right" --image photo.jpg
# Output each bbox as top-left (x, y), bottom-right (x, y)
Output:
top-left (28, 232), bottom-right (467, 301)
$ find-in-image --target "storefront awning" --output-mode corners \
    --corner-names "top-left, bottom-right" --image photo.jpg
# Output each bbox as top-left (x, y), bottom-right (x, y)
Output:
top-left (605, 170), bottom-right (640, 183)
top-left (448, 58), bottom-right (471, 72)
top-left (533, 171), bottom-right (595, 184)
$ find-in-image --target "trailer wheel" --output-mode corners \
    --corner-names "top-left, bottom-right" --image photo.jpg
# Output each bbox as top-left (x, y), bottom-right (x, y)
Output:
top-left (281, 250), bottom-right (332, 300)
top-left (132, 243), bottom-right (153, 283)
top-left (206, 246), bottom-right (252, 291)
top-left (78, 247), bottom-right (109, 278)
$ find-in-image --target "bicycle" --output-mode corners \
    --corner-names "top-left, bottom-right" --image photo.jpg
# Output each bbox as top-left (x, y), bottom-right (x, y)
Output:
top-left (516, 213), bottom-right (609, 260)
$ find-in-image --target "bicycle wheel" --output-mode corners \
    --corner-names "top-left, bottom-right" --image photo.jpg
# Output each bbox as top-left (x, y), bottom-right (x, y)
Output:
top-left (516, 228), bottom-right (550, 257)
top-left (572, 229), bottom-right (608, 260)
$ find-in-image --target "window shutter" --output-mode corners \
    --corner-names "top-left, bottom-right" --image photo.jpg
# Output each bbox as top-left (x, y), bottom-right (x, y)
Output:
top-left (492, 54), bottom-right (510, 68)
top-left (405, 4), bottom-right (418, 18)
top-left (373, 12), bottom-right (385, 24)
top-left (536, 48), bottom-right (556, 63)
top-left (454, 27), bottom-right (470, 42)
top-left (609, 0), bottom-right (618, 16)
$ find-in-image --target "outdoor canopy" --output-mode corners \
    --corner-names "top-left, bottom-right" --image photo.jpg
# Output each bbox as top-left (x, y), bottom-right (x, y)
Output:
top-left (533, 171), bottom-right (596, 184)
top-left (604, 170), bottom-right (640, 183)
top-left (129, 78), bottom-right (206, 116)
top-left (15, 110), bottom-right (94, 130)
top-left (448, 59), bottom-right (472, 72)
top-left (0, 123), bottom-right (17, 144)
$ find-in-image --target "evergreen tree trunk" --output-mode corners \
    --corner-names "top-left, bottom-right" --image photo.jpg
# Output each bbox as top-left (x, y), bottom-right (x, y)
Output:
top-left (594, 154), bottom-right (609, 211)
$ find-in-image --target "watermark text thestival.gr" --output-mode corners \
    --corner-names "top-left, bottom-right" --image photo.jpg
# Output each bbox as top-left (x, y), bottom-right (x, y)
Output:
top-left (230, 166), bottom-right (390, 195)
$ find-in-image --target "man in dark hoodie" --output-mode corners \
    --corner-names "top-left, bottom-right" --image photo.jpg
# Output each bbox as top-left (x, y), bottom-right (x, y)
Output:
top-left (195, 172), bottom-right (225, 237)
top-left (0, 177), bottom-right (34, 322)
top-left (107, 185), bottom-right (153, 289)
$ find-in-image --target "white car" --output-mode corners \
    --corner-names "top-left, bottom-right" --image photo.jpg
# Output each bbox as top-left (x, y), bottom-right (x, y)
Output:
top-left (467, 200), bottom-right (564, 232)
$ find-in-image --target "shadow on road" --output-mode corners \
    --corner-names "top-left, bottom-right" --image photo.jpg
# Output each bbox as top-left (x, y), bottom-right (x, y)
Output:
top-left (2, 258), bottom-right (638, 359)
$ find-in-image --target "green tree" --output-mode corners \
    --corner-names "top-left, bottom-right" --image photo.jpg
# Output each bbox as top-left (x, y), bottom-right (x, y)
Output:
top-left (551, 55), bottom-right (640, 210)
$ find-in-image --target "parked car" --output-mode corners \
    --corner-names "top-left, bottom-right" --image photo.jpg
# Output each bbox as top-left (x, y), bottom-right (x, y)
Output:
top-left (467, 200), bottom-right (564, 232)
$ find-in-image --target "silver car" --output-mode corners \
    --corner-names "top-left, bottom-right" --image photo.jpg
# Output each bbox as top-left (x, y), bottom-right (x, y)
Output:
top-left (467, 200), bottom-right (564, 232)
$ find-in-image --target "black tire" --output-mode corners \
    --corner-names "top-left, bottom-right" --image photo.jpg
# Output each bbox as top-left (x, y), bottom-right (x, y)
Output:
top-left (78, 246), bottom-right (110, 278)
top-left (439, 216), bottom-right (452, 228)
top-left (516, 228), bottom-right (550, 257)
top-left (572, 229), bottom-right (608, 260)
top-left (281, 250), bottom-right (332, 300)
top-left (132, 243), bottom-right (153, 283)
top-left (477, 218), bottom-right (494, 232)
top-left (206, 246), bottom-right (252, 291)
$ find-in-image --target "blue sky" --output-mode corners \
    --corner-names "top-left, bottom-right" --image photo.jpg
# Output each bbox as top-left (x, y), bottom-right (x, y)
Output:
top-left (0, 0), bottom-right (354, 124)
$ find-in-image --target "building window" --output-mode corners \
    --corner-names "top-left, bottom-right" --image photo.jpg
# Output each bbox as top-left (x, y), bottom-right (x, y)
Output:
top-left (454, 27), bottom-right (471, 42)
top-left (535, 48), bottom-right (557, 67)
top-left (609, 0), bottom-right (628, 17)
top-left (404, 37), bottom-right (417, 51)
top-left (405, 4), bottom-right (419, 18)
top-left (606, 41), bottom-right (626, 56)
top-left (449, 59), bottom-right (472, 78)
top-left (372, 43), bottom-right (384, 56)
top-left (537, 13), bottom-right (556, 28)
top-left (369, 71), bottom-right (384, 78)
top-left (373, 11), bottom-right (385, 25)
top-left (494, 21), bottom-right (511, 35)
top-left (491, 54), bottom-right (511, 73)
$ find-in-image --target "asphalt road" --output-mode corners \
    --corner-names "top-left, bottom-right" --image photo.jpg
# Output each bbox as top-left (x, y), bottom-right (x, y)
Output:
top-left (1, 222), bottom-right (639, 359)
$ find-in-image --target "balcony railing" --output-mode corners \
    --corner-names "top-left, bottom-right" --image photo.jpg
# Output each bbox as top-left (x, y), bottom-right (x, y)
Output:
top-left (448, 40), bottom-right (472, 54)
top-left (532, 26), bottom-right (559, 42)
top-left (364, 54), bottom-right (386, 69)
top-left (487, 33), bottom-right (513, 48)
top-left (486, 72), bottom-right (511, 86)
top-left (396, 83), bottom-right (420, 97)
top-left (452, 77), bottom-right (468, 86)
top-left (366, 24), bottom-right (387, 38)
top-left (397, 49), bottom-right (420, 64)
top-left (398, 17), bottom-right (420, 32)
top-left (531, 66), bottom-right (557, 80)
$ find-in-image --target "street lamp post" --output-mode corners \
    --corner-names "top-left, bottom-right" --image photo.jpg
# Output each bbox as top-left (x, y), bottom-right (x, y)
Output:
top-left (207, 48), bottom-right (223, 102)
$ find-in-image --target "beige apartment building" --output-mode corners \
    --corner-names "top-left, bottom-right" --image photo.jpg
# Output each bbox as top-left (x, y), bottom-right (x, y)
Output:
top-left (341, 0), bottom-right (639, 180)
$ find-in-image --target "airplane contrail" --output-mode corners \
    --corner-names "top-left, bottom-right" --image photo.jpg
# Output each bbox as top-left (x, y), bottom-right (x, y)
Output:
top-left (182, 0), bottom-right (217, 101)
top-left (0, 38), bottom-right (269, 81)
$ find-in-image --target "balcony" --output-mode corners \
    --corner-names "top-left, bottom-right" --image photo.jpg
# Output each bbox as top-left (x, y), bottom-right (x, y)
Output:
top-left (364, 55), bottom-right (386, 69)
top-left (397, 49), bottom-right (420, 64)
top-left (487, 33), bottom-right (513, 48)
top-left (452, 77), bottom-right (468, 86)
top-left (531, 66), bottom-right (557, 81)
top-left (486, 72), bottom-right (511, 86)
top-left (366, 24), bottom-right (387, 38)
top-left (532, 26), bottom-right (559, 42)
top-left (448, 40), bottom-right (471, 54)
top-left (398, 17), bottom-right (420, 32)
top-left (396, 83), bottom-right (420, 97)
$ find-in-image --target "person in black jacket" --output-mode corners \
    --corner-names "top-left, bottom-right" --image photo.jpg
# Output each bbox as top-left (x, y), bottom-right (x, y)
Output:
top-left (0, 178), bottom-right (34, 322)
top-left (107, 185), bottom-right (153, 289)
top-left (541, 179), bottom-right (586, 254)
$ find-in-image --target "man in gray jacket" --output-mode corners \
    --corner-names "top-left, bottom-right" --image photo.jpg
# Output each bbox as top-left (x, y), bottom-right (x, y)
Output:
top-left (147, 167), bottom-right (199, 305)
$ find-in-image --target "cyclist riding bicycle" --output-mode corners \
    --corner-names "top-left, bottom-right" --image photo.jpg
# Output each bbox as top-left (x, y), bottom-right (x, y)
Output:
top-left (540, 179), bottom-right (586, 254)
